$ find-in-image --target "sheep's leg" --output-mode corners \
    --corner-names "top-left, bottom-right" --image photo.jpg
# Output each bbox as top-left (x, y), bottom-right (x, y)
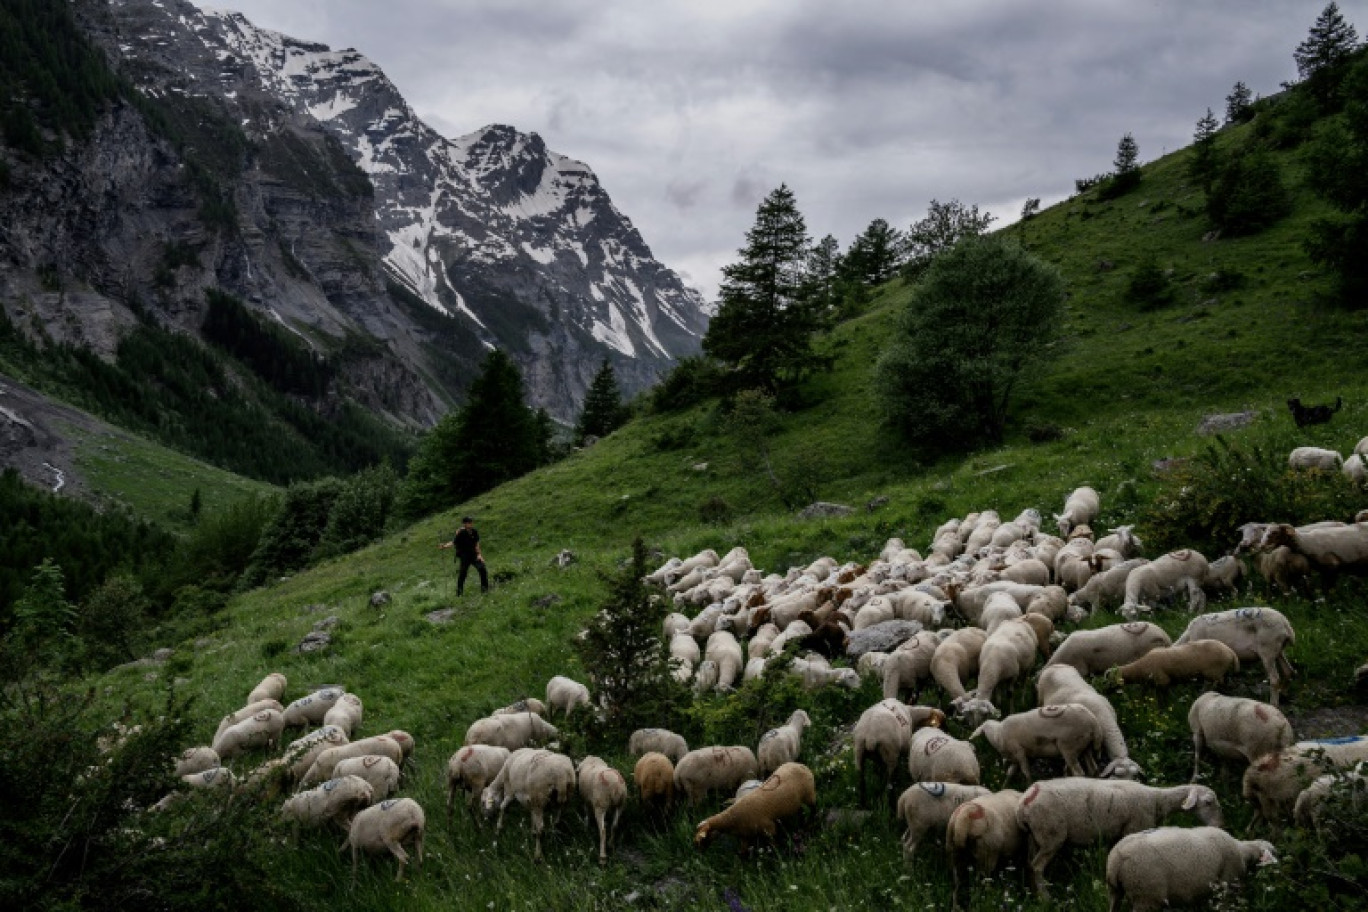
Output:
top-left (445, 782), bottom-right (455, 823)
top-left (594, 806), bottom-right (608, 865)
top-left (1263, 652), bottom-right (1283, 708)
top-left (383, 836), bottom-right (410, 882)
top-left (1028, 836), bottom-right (1057, 898)
top-left (1184, 578), bottom-right (1206, 614)
top-left (609, 806), bottom-right (622, 849)
top-left (1191, 733), bottom-right (1204, 783)
top-left (1063, 748), bottom-right (1085, 778)
top-left (531, 806), bottom-right (545, 862)
top-left (413, 827), bottom-right (424, 873)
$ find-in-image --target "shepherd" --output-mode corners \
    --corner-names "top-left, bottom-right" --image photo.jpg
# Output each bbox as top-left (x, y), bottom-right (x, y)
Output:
top-left (440, 516), bottom-right (489, 595)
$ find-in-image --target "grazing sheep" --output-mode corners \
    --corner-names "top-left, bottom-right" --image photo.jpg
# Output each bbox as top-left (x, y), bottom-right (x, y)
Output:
top-left (897, 782), bottom-right (990, 861)
top-left (283, 725), bottom-right (349, 780)
top-left (1017, 779), bottom-right (1224, 897)
top-left (789, 657), bottom-right (860, 691)
top-left (1119, 549), bottom-right (1210, 619)
top-left (747, 623), bottom-right (780, 660)
top-left (856, 650), bottom-right (891, 679)
top-left (1001, 558), bottom-right (1051, 587)
top-left (1190, 694), bottom-right (1294, 784)
top-left (1047, 622), bottom-right (1171, 677)
top-left (853, 700), bottom-right (919, 803)
top-left (493, 698), bottom-right (548, 717)
top-left (577, 756), bottom-right (627, 864)
top-left (693, 659), bottom-right (720, 694)
top-left (1175, 607), bottom-right (1295, 706)
top-left (1242, 736), bottom-right (1368, 825)
top-left (634, 752), bottom-right (675, 814)
top-left (1036, 664), bottom-right (1142, 780)
top-left (881, 588), bottom-right (950, 627)
top-left (979, 590), bottom-right (1024, 633)
top-left (174, 746), bottom-right (220, 778)
top-left (1203, 555), bottom-right (1245, 599)
top-left (705, 630), bottom-right (744, 690)
top-left (280, 687), bottom-right (345, 728)
top-left (1105, 827), bottom-right (1276, 912)
top-left (322, 693), bottom-right (364, 738)
top-left (1255, 546), bottom-right (1313, 594)
top-left (1095, 526), bottom-right (1143, 559)
top-left (647, 557), bottom-right (684, 586)
top-left (951, 581), bottom-right (1047, 626)
top-left (446, 744), bottom-right (510, 822)
top-left (628, 728), bottom-right (688, 763)
top-left (482, 748), bottom-right (577, 861)
top-left (1108, 640), bottom-right (1241, 688)
top-left (242, 757), bottom-right (292, 799)
top-left (673, 746), bottom-right (759, 806)
top-left (1293, 767), bottom-right (1368, 830)
top-left (246, 672), bottom-right (287, 705)
top-left (670, 632), bottom-right (701, 682)
top-left (931, 627), bottom-right (989, 703)
top-left (883, 631), bottom-right (952, 702)
top-left (758, 710), bottom-right (811, 776)
top-left (1025, 585), bottom-right (1072, 623)
top-left (970, 704), bottom-right (1102, 783)
top-left (343, 798), bottom-right (426, 882)
top-left (1345, 453), bottom-right (1368, 485)
top-left (213, 698), bottom-right (285, 743)
top-left (212, 708), bottom-right (285, 760)
top-left (301, 735), bottom-right (404, 787)
top-left (1288, 445), bottom-right (1343, 471)
top-left (908, 724), bottom-right (981, 787)
top-left (694, 762), bottom-right (816, 854)
top-left (281, 775), bottom-right (374, 832)
top-left (333, 755), bottom-right (401, 805)
top-left (464, 712), bottom-right (559, 751)
top-left (956, 614), bottom-right (1053, 721)
top-left (1055, 487), bottom-right (1100, 537)
top-left (546, 676), bottom-right (591, 719)
top-left (1259, 521), bottom-right (1368, 581)
top-left (946, 789), bottom-right (1025, 908)
top-left (1054, 537), bottom-right (1096, 593)
top-left (1069, 560), bottom-right (1148, 615)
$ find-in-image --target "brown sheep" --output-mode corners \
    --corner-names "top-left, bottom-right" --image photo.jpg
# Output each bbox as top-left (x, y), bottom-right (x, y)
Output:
top-left (634, 752), bottom-right (675, 815)
top-left (694, 762), bottom-right (816, 854)
top-left (1108, 641), bottom-right (1240, 688)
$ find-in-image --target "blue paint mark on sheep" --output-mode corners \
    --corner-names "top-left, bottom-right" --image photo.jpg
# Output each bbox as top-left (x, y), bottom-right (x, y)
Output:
top-left (1310, 736), bottom-right (1365, 745)
top-left (1236, 608), bottom-right (1263, 620)
top-left (380, 799), bottom-right (399, 811)
top-left (919, 783), bottom-right (947, 797)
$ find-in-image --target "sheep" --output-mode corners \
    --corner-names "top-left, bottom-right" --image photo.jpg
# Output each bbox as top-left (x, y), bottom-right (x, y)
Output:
top-left (667, 548), bottom-right (719, 584)
top-left (213, 698), bottom-right (285, 743)
top-left (1095, 525), bottom-right (1143, 559)
top-left (544, 675), bottom-right (590, 719)
top-left (1255, 545), bottom-right (1313, 594)
top-left (856, 650), bottom-right (890, 679)
top-left (211, 708), bottom-right (285, 760)
top-left (951, 581), bottom-right (1047, 625)
top-left (979, 590), bottom-right (1024, 633)
top-left (281, 775), bottom-right (374, 832)
top-left (301, 735), bottom-right (405, 787)
top-left (628, 728), bottom-right (688, 763)
top-left (1105, 827), bottom-right (1277, 912)
top-left (789, 657), bottom-right (860, 690)
top-left (1175, 606), bottom-right (1296, 706)
top-left (1242, 736), bottom-right (1368, 825)
top-left (446, 744), bottom-right (511, 822)
top-left (577, 756), bottom-right (627, 864)
top-left (955, 614), bottom-right (1053, 722)
top-left (1000, 558), bottom-right (1050, 586)
top-left (1107, 640), bottom-right (1241, 688)
top-left (174, 746), bottom-right (220, 778)
top-left (970, 704), bottom-right (1103, 783)
top-left (464, 712), bottom-right (559, 751)
top-left (1025, 585), bottom-right (1073, 623)
top-left (281, 687), bottom-right (345, 728)
top-left (1055, 486), bottom-right (1100, 537)
top-left (1288, 445), bottom-right (1343, 471)
top-left (646, 557), bottom-right (683, 586)
top-left (342, 798), bottom-right (426, 882)
top-left (1293, 766), bottom-right (1368, 830)
top-left (673, 746), bottom-right (759, 806)
top-left (1068, 560), bottom-right (1148, 615)
top-left (1046, 622), bottom-right (1171, 677)
top-left (283, 725), bottom-right (349, 780)
top-left (744, 656), bottom-right (767, 682)
top-left (242, 757), bottom-right (292, 800)
top-left (693, 659), bottom-right (720, 694)
top-left (896, 782), bottom-right (990, 862)
top-left (931, 627), bottom-right (989, 704)
top-left (758, 710), bottom-right (811, 776)
top-left (481, 748), bottom-right (577, 861)
top-left (494, 698), bottom-right (547, 717)
top-left (662, 611), bottom-right (690, 637)
top-left (634, 752), bottom-right (675, 814)
top-left (946, 789), bottom-right (1025, 908)
top-left (704, 630), bottom-right (744, 690)
top-left (1036, 664), bottom-right (1142, 780)
top-left (1016, 779), bottom-right (1224, 898)
top-left (1053, 537), bottom-right (1095, 592)
top-left (1119, 549), bottom-right (1210, 618)
top-left (182, 766), bottom-right (236, 793)
top-left (1348, 453), bottom-right (1368, 486)
top-left (246, 672), bottom-right (287, 705)
top-left (1259, 520), bottom-right (1368, 581)
top-left (883, 631), bottom-right (952, 702)
top-left (1204, 554), bottom-right (1245, 598)
top-left (333, 755), bottom-right (401, 805)
top-left (908, 724), bottom-right (981, 787)
top-left (670, 632), bottom-right (701, 681)
top-left (881, 588), bottom-right (950, 626)
top-left (747, 623), bottom-right (780, 660)
top-left (694, 762), bottom-right (816, 854)
top-left (322, 693), bottom-right (364, 738)
top-left (853, 699), bottom-right (918, 803)
top-left (764, 619), bottom-right (812, 657)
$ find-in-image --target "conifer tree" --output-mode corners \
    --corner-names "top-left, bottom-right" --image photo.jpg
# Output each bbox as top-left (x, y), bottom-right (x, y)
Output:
top-left (1295, 3), bottom-right (1360, 88)
top-left (1189, 108), bottom-right (1221, 192)
top-left (1225, 82), bottom-right (1254, 124)
top-left (902, 199), bottom-right (996, 278)
top-left (842, 218), bottom-right (907, 286)
top-left (805, 234), bottom-right (844, 317)
top-left (575, 359), bottom-right (628, 443)
top-left (702, 184), bottom-right (826, 393)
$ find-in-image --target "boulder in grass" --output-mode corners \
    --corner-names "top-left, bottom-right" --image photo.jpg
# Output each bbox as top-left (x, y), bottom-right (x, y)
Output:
top-left (799, 502), bottom-right (854, 520)
top-left (845, 620), bottom-right (923, 658)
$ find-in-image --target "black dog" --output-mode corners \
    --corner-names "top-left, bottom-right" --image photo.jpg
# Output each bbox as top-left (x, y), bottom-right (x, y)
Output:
top-left (1287, 396), bottom-right (1342, 428)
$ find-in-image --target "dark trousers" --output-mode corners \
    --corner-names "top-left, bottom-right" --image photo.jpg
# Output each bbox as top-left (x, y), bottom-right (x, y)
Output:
top-left (458, 557), bottom-right (488, 594)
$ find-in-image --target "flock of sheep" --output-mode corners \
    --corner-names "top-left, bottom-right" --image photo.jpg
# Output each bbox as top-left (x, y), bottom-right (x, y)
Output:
top-left (145, 477), bottom-right (1368, 908)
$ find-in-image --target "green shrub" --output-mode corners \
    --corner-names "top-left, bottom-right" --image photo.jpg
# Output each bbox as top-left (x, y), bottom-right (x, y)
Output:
top-left (240, 478), bottom-right (343, 587)
top-left (1126, 257), bottom-right (1177, 310)
top-left (77, 575), bottom-right (150, 669)
top-left (699, 495), bottom-right (733, 525)
top-left (314, 462), bottom-right (398, 559)
top-left (649, 355), bottom-right (726, 413)
top-left (1207, 150), bottom-right (1292, 236)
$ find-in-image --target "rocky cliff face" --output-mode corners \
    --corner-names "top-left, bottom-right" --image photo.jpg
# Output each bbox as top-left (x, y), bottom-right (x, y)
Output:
top-left (0, 0), bottom-right (708, 425)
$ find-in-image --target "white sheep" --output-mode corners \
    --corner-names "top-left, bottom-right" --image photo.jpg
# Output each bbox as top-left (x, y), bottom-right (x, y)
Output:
top-left (213, 698), bottom-right (284, 743)
top-left (788, 657), bottom-right (859, 690)
top-left (883, 631), bottom-right (952, 702)
top-left (1107, 640), bottom-right (1241, 688)
top-left (322, 693), bottom-right (364, 738)
top-left (281, 687), bottom-right (345, 728)
top-left (446, 744), bottom-right (510, 822)
top-left (747, 623), bottom-right (780, 660)
top-left (1036, 664), bottom-right (1142, 780)
top-left (246, 672), bottom-right (287, 705)
top-left (1095, 525), bottom-right (1143, 559)
top-left (1053, 536), bottom-right (1095, 592)
top-left (896, 782), bottom-right (990, 861)
top-left (332, 755), bottom-right (401, 805)
top-left (1068, 559), bottom-right (1148, 614)
top-left (907, 723), bottom-right (981, 787)
top-left (955, 614), bottom-right (1053, 722)
top-left (758, 710), bottom-right (811, 776)
top-left (493, 698), bottom-right (548, 717)
top-left (853, 699), bottom-right (917, 802)
top-left (1046, 622), bottom-right (1171, 677)
top-left (628, 728), bottom-right (688, 763)
top-left (1055, 486), bottom-right (1100, 537)
top-left (545, 675), bottom-right (590, 719)
top-left (577, 756), bottom-right (627, 864)
top-left (283, 725), bottom-right (349, 780)
top-left (463, 712), bottom-right (559, 751)
top-left (1204, 554), bottom-right (1245, 597)
top-left (482, 747), bottom-right (576, 861)
top-left (1118, 549), bottom-right (1210, 618)
top-left (970, 704), bottom-right (1103, 783)
top-left (931, 627), bottom-right (989, 703)
top-left (1259, 520), bottom-right (1368, 580)
top-left (670, 631), bottom-right (701, 682)
top-left (211, 708), bottom-right (285, 760)
top-left (1105, 827), bottom-right (1276, 912)
top-left (857, 650), bottom-right (891, 679)
top-left (281, 775), bottom-right (374, 832)
top-left (342, 797), bottom-right (426, 882)
top-left (1174, 606), bottom-right (1295, 706)
top-left (662, 611), bottom-right (690, 637)
top-left (1254, 545), bottom-right (1313, 594)
top-left (1016, 778), bottom-right (1224, 898)
top-left (1242, 735), bottom-right (1368, 825)
top-left (1293, 766), bottom-right (1368, 830)
top-left (704, 630), bottom-right (744, 690)
top-left (301, 734), bottom-right (404, 787)
top-left (978, 590), bottom-right (1024, 633)
top-left (673, 746), bottom-right (759, 806)
top-left (1345, 452), bottom-right (1368, 485)
top-left (693, 659), bottom-right (720, 694)
top-left (946, 789), bottom-right (1025, 908)
top-left (1288, 445), bottom-right (1343, 471)
top-left (174, 746), bottom-right (220, 778)
top-left (1025, 585), bottom-right (1073, 623)
top-left (646, 557), bottom-right (683, 586)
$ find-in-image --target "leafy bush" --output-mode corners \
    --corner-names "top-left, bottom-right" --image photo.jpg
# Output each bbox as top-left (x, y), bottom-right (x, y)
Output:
top-left (76, 575), bottom-right (151, 669)
top-left (161, 493), bottom-right (277, 597)
top-left (1126, 257), bottom-right (1177, 310)
top-left (1207, 150), bottom-right (1292, 236)
top-left (314, 462), bottom-right (397, 559)
top-left (240, 478), bottom-right (343, 587)
top-left (699, 495), bottom-right (733, 524)
top-left (649, 355), bottom-right (726, 413)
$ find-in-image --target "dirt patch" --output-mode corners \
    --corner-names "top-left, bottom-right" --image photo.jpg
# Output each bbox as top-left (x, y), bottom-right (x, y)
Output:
top-left (1289, 703), bottom-right (1368, 740)
top-left (0, 372), bottom-right (114, 499)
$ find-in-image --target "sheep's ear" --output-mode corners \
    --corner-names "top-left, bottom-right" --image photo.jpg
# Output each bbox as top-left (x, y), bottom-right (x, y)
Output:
top-left (1181, 787), bottom-right (1199, 811)
top-left (1258, 846), bottom-right (1278, 866)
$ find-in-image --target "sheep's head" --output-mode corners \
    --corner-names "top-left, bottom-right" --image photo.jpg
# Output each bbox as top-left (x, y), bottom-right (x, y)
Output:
top-left (1099, 757), bottom-right (1144, 780)
top-left (957, 698), bottom-right (1000, 727)
top-left (1251, 841), bottom-right (1279, 867)
top-left (693, 820), bottom-right (717, 849)
top-left (1182, 784), bottom-right (1224, 827)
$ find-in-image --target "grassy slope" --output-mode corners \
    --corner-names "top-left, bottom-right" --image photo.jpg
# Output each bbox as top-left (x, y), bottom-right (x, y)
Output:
top-left (94, 116), bottom-right (1368, 910)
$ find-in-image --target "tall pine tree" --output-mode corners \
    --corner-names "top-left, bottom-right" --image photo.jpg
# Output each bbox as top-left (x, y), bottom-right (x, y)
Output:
top-left (575, 359), bottom-right (628, 443)
top-left (1295, 2), bottom-right (1360, 104)
top-left (1225, 81), bottom-right (1254, 124)
top-left (702, 184), bottom-right (827, 393)
top-left (1189, 108), bottom-right (1221, 192)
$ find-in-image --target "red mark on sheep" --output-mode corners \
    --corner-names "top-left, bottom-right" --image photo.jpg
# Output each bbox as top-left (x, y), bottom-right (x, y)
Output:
top-left (1022, 784), bottom-right (1040, 807)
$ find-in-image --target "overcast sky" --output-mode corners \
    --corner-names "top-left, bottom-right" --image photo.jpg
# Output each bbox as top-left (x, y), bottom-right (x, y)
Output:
top-left (202, 1), bottom-right (1361, 301)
